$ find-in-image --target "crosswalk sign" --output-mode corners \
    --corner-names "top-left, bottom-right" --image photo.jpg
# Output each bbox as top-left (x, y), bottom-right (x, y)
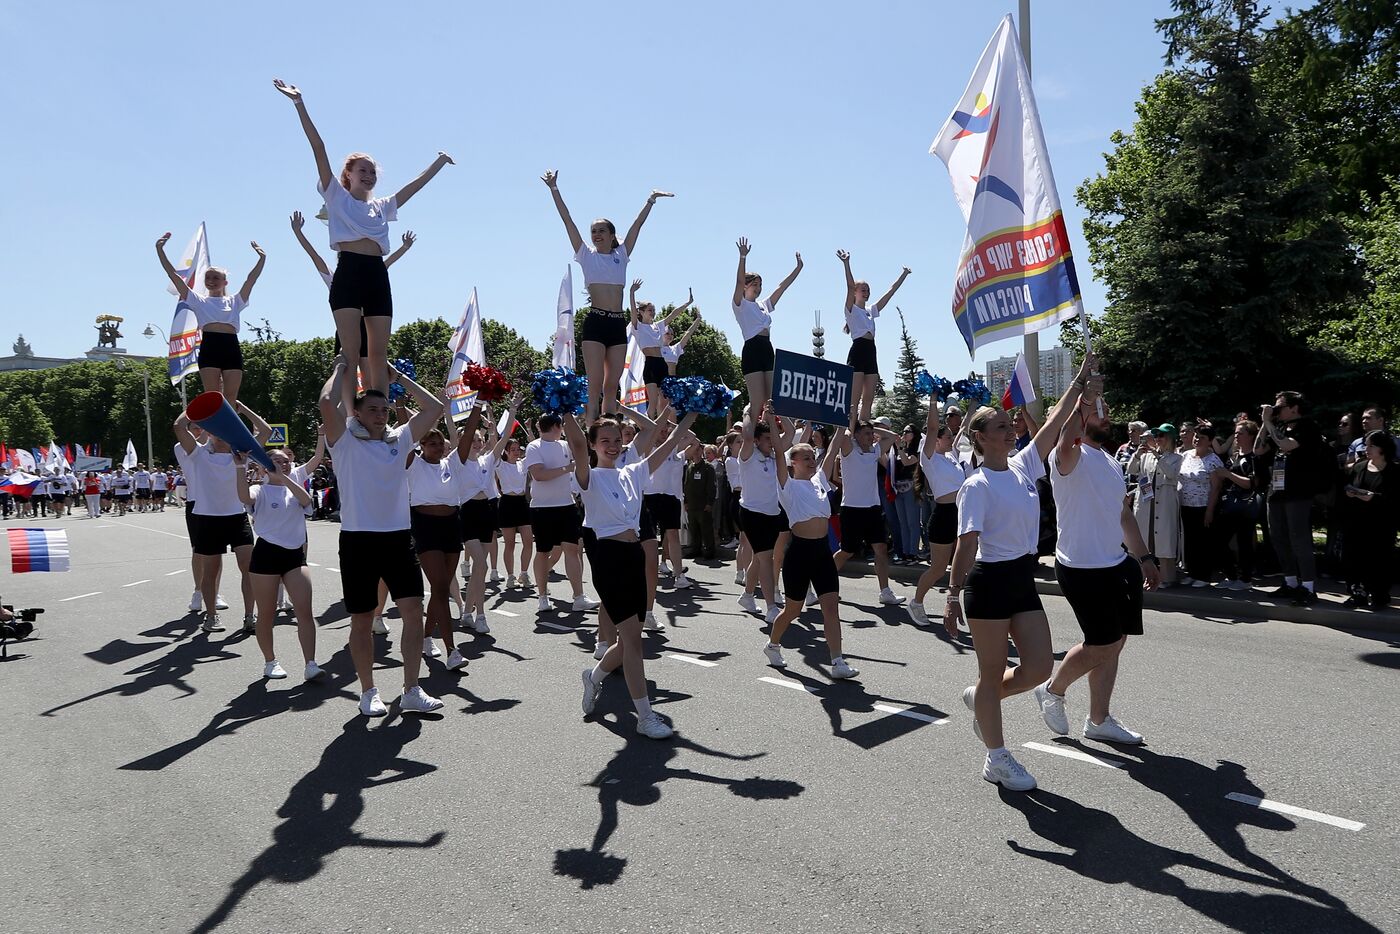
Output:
top-left (266, 423), bottom-right (289, 446)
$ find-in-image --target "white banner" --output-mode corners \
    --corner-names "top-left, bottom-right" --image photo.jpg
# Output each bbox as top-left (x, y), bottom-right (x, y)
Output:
top-left (445, 288), bottom-right (485, 421)
top-left (123, 439), bottom-right (139, 469)
top-left (619, 328), bottom-right (648, 413)
top-left (553, 267), bottom-right (575, 369)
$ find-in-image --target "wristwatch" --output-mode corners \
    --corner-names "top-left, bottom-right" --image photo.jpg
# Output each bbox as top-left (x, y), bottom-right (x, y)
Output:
top-left (1138, 553), bottom-right (1160, 568)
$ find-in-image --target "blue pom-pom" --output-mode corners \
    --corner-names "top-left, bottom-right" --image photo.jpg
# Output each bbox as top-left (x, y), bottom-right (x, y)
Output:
top-left (952, 377), bottom-right (992, 407)
top-left (917, 371), bottom-right (953, 401)
top-left (531, 367), bottom-right (589, 415)
top-left (661, 376), bottom-right (735, 418)
top-left (388, 358), bottom-right (417, 403)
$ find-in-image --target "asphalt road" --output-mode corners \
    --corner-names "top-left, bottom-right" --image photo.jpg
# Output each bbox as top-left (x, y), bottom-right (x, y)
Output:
top-left (3, 510), bottom-right (1396, 933)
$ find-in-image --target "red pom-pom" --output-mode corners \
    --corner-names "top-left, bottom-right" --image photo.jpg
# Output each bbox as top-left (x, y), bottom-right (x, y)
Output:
top-left (464, 364), bottom-right (512, 402)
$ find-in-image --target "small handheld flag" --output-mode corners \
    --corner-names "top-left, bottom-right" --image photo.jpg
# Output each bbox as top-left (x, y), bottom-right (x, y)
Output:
top-left (1001, 352), bottom-right (1038, 409)
top-left (8, 529), bottom-right (70, 572)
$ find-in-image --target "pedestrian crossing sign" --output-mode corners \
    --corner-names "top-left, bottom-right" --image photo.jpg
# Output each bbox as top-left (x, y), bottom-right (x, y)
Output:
top-left (266, 423), bottom-right (289, 446)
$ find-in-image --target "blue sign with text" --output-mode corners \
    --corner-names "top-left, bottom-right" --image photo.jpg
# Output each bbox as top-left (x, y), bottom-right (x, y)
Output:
top-left (770, 350), bottom-right (854, 425)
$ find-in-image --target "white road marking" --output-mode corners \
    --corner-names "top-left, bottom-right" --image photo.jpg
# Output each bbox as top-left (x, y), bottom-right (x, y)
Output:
top-left (98, 522), bottom-right (188, 540)
top-left (307, 562), bottom-right (321, 567)
top-left (60, 592), bottom-right (101, 602)
top-left (122, 580), bottom-right (151, 588)
top-left (1022, 741), bottom-right (1126, 769)
top-left (537, 621), bottom-right (574, 632)
top-left (872, 703), bottom-right (948, 725)
top-left (164, 570), bottom-right (185, 576)
top-left (324, 567), bottom-right (340, 573)
top-left (1224, 794), bottom-right (1365, 832)
top-left (758, 676), bottom-right (817, 693)
top-left (493, 610), bottom-right (520, 618)
top-left (666, 653), bottom-right (718, 668)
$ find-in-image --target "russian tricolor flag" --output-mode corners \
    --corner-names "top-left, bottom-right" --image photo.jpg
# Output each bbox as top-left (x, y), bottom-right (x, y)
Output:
top-left (1001, 352), bottom-right (1038, 409)
top-left (8, 529), bottom-right (71, 573)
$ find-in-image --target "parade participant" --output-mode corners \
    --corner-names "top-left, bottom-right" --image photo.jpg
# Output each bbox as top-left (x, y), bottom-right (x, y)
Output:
top-left (320, 357), bottom-right (446, 717)
top-left (736, 403), bottom-right (788, 624)
top-left (540, 169), bottom-right (673, 421)
top-left (151, 466), bottom-right (169, 511)
top-left (99, 469), bottom-right (112, 514)
top-left (733, 238), bottom-right (803, 412)
top-left (908, 405), bottom-right (970, 625)
top-left (525, 413), bottom-right (599, 614)
top-left (234, 449), bottom-right (325, 682)
top-left (274, 78), bottom-right (453, 406)
top-left (944, 353), bottom-right (1096, 792)
top-left (832, 420), bottom-right (906, 606)
top-left (133, 463), bottom-right (152, 512)
top-left (172, 427), bottom-right (227, 615)
top-left (643, 415), bottom-right (691, 589)
top-left (112, 467), bottom-right (133, 517)
top-left (405, 411), bottom-right (467, 670)
top-left (570, 409), bottom-right (700, 740)
top-left (836, 249), bottom-right (911, 423)
top-left (723, 433), bottom-right (749, 577)
top-left (156, 234), bottom-right (264, 403)
top-left (629, 280), bottom-right (694, 415)
top-left (660, 312), bottom-right (702, 376)
top-left (449, 395), bottom-right (522, 636)
top-left (82, 471), bottom-right (101, 519)
top-left (496, 435), bottom-right (535, 590)
top-left (684, 440), bottom-right (718, 561)
top-left (1033, 384), bottom-right (1157, 747)
top-left (765, 416), bottom-right (857, 678)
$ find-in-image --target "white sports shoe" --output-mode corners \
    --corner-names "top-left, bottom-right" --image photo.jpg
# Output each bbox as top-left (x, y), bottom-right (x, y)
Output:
top-left (400, 686), bottom-right (444, 714)
top-left (242, 615), bottom-right (257, 634)
top-left (593, 641), bottom-right (610, 661)
top-left (472, 614), bottom-right (491, 634)
top-left (1083, 715), bottom-right (1144, 745)
top-left (303, 661), bottom-right (326, 681)
top-left (983, 751), bottom-right (1037, 791)
top-left (201, 612), bottom-right (224, 633)
top-left (188, 591), bottom-right (203, 613)
top-left (636, 711), bottom-right (674, 740)
top-left (489, 569), bottom-right (501, 584)
top-left (1033, 681), bottom-right (1070, 735)
top-left (572, 595), bottom-right (600, 612)
top-left (763, 643), bottom-right (787, 668)
top-left (830, 657), bottom-right (859, 680)
top-left (735, 568), bottom-right (747, 586)
top-left (673, 574), bottom-right (692, 590)
top-left (580, 668), bottom-right (600, 716)
top-left (878, 587), bottom-right (906, 606)
top-left (538, 595), bottom-right (552, 615)
top-left (277, 599), bottom-right (294, 614)
top-left (764, 605), bottom-right (781, 625)
top-left (805, 587), bottom-right (820, 608)
top-left (372, 616), bottom-right (389, 635)
top-left (659, 561), bottom-right (673, 577)
top-left (360, 688), bottom-right (387, 718)
top-left (519, 573), bottom-right (533, 590)
top-left (644, 612), bottom-right (662, 631)
top-left (263, 660), bottom-right (288, 680)
top-left (445, 649), bottom-right (468, 671)
top-left (774, 592), bottom-right (786, 608)
top-left (738, 593), bottom-right (759, 614)
top-left (906, 601), bottom-right (930, 626)
top-left (962, 685), bottom-right (982, 741)
top-left (215, 595), bottom-right (230, 610)
top-left (422, 637), bottom-right (441, 659)
top-left (505, 574), bottom-right (517, 589)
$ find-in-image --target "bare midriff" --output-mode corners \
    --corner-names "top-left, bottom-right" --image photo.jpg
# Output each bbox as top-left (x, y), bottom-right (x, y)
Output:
top-left (413, 503), bottom-right (456, 517)
top-left (587, 283), bottom-right (625, 315)
top-left (790, 516), bottom-right (828, 539)
top-left (202, 322), bottom-right (236, 334)
top-left (601, 529), bottom-right (640, 543)
top-left (336, 237), bottom-right (384, 257)
top-left (935, 492), bottom-right (957, 505)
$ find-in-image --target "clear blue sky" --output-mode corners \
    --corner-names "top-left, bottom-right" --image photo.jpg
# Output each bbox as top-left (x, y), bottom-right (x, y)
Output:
top-left (3, 1), bottom-right (1183, 385)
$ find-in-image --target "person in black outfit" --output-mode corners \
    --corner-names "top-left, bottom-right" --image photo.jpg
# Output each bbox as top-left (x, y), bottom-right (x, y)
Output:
top-left (1214, 420), bottom-right (1262, 590)
top-left (1254, 391), bottom-right (1330, 606)
top-left (1341, 430), bottom-right (1399, 608)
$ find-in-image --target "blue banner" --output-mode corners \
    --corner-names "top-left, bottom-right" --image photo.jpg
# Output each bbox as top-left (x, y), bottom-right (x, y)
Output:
top-left (770, 350), bottom-right (854, 426)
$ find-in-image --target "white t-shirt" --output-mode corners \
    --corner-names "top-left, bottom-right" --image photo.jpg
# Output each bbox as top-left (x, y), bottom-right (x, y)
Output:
top-left (318, 178), bottom-right (398, 254)
top-left (1178, 451), bottom-right (1224, 508)
top-left (173, 443), bottom-right (198, 501)
top-left (187, 446), bottom-right (244, 517)
top-left (957, 445), bottom-right (1046, 563)
top-left (647, 449), bottom-right (685, 500)
top-left (733, 298), bottom-right (772, 341)
top-left (151, 471), bottom-right (168, 491)
top-left (574, 243), bottom-right (628, 287)
top-left (778, 472), bottom-right (834, 525)
top-left (524, 438), bottom-right (574, 508)
top-left (495, 458), bottom-right (527, 496)
top-left (581, 462), bottom-right (651, 538)
top-left (408, 455), bottom-right (459, 508)
top-left (112, 472), bottom-right (132, 493)
top-left (183, 291), bottom-right (248, 331)
top-left (661, 343), bottom-right (681, 367)
top-left (1050, 445), bottom-right (1130, 569)
top-left (634, 320), bottom-right (665, 351)
top-left (724, 455), bottom-right (741, 488)
top-left (249, 482), bottom-right (307, 550)
top-left (845, 303), bottom-right (879, 340)
top-left (839, 445), bottom-right (883, 508)
top-left (134, 470), bottom-right (151, 490)
top-left (329, 425), bottom-right (411, 532)
top-left (921, 449), bottom-right (967, 499)
top-left (454, 451), bottom-right (496, 501)
top-left (738, 449), bottom-right (781, 515)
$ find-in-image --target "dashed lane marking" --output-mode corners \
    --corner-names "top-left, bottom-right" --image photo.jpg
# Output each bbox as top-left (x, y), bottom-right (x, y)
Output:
top-left (1225, 794), bottom-right (1365, 832)
top-left (122, 580), bottom-right (151, 588)
top-left (758, 676), bottom-right (817, 693)
top-left (665, 653), bottom-right (719, 668)
top-left (493, 610), bottom-right (520, 618)
top-left (873, 703), bottom-right (948, 725)
top-left (537, 621), bottom-right (574, 632)
top-left (164, 570), bottom-right (185, 576)
top-left (1022, 741), bottom-right (1126, 770)
top-left (98, 522), bottom-right (188, 540)
top-left (60, 592), bottom-right (101, 602)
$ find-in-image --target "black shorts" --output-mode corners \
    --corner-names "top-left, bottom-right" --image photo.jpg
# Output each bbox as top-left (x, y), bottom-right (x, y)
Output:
top-left (587, 537), bottom-right (647, 625)
top-left (644, 493), bottom-right (682, 533)
top-left (330, 250), bottom-right (393, 318)
top-left (498, 493), bottom-right (530, 529)
top-left (197, 329), bottom-right (244, 370)
top-left (839, 504), bottom-right (887, 554)
top-left (458, 499), bottom-right (495, 544)
top-left (1055, 557), bottom-right (1144, 645)
top-left (185, 502), bottom-right (198, 540)
top-left (114, 493), bottom-right (132, 502)
top-left (333, 315), bottom-right (370, 360)
top-left (964, 554), bottom-right (1043, 620)
top-left (740, 506), bottom-right (786, 553)
top-left (250, 539), bottom-right (308, 576)
top-left (783, 534), bottom-right (839, 600)
top-left (532, 504), bottom-right (581, 551)
top-left (927, 501), bottom-right (959, 546)
top-left (134, 488), bottom-right (148, 499)
top-left (846, 336), bottom-right (878, 375)
top-left (638, 498), bottom-right (657, 541)
top-left (580, 309), bottom-right (628, 348)
top-left (191, 512), bottom-right (255, 556)
top-left (741, 334), bottom-right (775, 375)
top-left (339, 529), bottom-right (423, 614)
top-left (412, 508), bottom-right (462, 554)
top-left (642, 355), bottom-right (668, 386)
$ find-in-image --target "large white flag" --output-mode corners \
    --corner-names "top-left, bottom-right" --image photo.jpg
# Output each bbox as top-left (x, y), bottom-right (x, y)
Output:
top-left (123, 440), bottom-right (138, 469)
top-left (166, 223), bottom-right (210, 296)
top-left (445, 288), bottom-right (485, 422)
top-left (167, 222), bottom-right (210, 385)
top-left (619, 328), bottom-right (648, 413)
top-left (46, 441), bottom-right (69, 473)
top-left (13, 449), bottom-right (36, 472)
top-left (930, 15), bottom-right (1084, 357)
top-left (553, 267), bottom-right (575, 369)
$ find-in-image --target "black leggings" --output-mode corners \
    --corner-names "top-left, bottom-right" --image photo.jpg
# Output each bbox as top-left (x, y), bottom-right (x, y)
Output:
top-left (1180, 505), bottom-right (1217, 581)
top-left (1342, 520), bottom-right (1396, 598)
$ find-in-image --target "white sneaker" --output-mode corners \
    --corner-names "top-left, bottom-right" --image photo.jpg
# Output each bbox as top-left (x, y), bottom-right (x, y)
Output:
top-left (906, 601), bottom-right (930, 626)
top-left (1084, 714), bottom-right (1144, 745)
top-left (489, 569), bottom-right (501, 584)
top-left (372, 616), bottom-right (389, 635)
top-left (215, 595), bottom-right (230, 610)
top-left (735, 568), bottom-right (747, 586)
top-left (878, 587), bottom-right (906, 606)
top-left (805, 587), bottom-right (820, 608)
top-left (347, 416), bottom-right (372, 440)
top-left (201, 612), bottom-right (225, 633)
top-left (572, 595), bottom-right (600, 612)
top-left (445, 648), bottom-right (468, 671)
top-left (763, 643), bottom-right (787, 668)
top-left (962, 685), bottom-right (982, 742)
top-left (263, 660), bottom-right (288, 680)
top-left (277, 599), bottom-right (294, 614)
top-left (422, 637), bottom-right (441, 659)
top-left (506, 574), bottom-right (517, 589)
top-left (360, 688), bottom-right (387, 718)
top-left (636, 711), bottom-right (673, 740)
top-left (764, 605), bottom-right (781, 625)
top-left (644, 612), bottom-right (662, 631)
top-left (659, 561), bottom-right (673, 577)
top-left (983, 751), bottom-right (1037, 791)
top-left (518, 572), bottom-right (533, 589)
top-left (580, 668), bottom-right (600, 716)
top-left (303, 661), bottom-right (325, 681)
top-left (830, 657), bottom-right (859, 680)
top-left (400, 685), bottom-right (444, 714)
top-left (1033, 681), bottom-right (1069, 735)
top-left (242, 614), bottom-right (257, 634)
top-left (538, 595), bottom-right (552, 615)
top-left (472, 614), bottom-right (491, 634)
top-left (673, 574), bottom-right (692, 590)
top-left (738, 593), bottom-right (759, 615)
top-left (593, 641), bottom-right (610, 661)
top-left (188, 591), bottom-right (203, 612)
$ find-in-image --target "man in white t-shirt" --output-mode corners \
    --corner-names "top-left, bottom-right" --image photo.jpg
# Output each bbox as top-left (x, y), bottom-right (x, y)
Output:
top-left (525, 413), bottom-right (598, 615)
top-left (321, 356), bottom-right (446, 718)
top-left (151, 467), bottom-right (169, 511)
top-left (832, 419), bottom-right (905, 606)
top-left (1035, 401), bottom-right (1159, 746)
top-left (133, 465), bottom-right (152, 512)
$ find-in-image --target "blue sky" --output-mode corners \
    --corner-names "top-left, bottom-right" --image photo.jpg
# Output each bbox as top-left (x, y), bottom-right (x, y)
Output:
top-left (3, 1), bottom-right (1183, 385)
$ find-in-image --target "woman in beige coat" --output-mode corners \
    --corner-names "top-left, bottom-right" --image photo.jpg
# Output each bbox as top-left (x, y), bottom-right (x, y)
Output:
top-left (1130, 424), bottom-right (1183, 585)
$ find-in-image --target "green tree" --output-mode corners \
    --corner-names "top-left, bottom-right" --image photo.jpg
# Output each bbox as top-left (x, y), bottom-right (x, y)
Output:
top-left (1314, 176), bottom-right (1400, 373)
top-left (875, 308), bottom-right (925, 432)
top-left (3, 395), bottom-right (54, 449)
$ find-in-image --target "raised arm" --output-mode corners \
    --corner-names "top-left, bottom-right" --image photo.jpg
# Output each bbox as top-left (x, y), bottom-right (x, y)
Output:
top-left (155, 233), bottom-right (191, 299)
top-left (540, 170), bottom-right (584, 253)
top-left (393, 152), bottom-right (454, 208)
top-left (629, 279), bottom-right (643, 328)
top-left (289, 211), bottom-right (330, 278)
top-left (733, 238), bottom-right (751, 307)
top-left (384, 230), bottom-right (416, 269)
top-left (272, 80), bottom-right (333, 188)
top-left (623, 188), bottom-right (674, 256)
top-left (836, 249), bottom-right (856, 309)
top-left (238, 242), bottom-right (267, 302)
top-left (319, 358), bottom-right (348, 444)
top-left (644, 412), bottom-right (699, 475)
top-left (768, 253), bottom-right (804, 308)
top-left (1054, 394), bottom-right (1092, 476)
top-left (874, 267), bottom-right (912, 312)
top-left (821, 426), bottom-right (847, 479)
top-left (490, 395), bottom-right (523, 460)
top-left (562, 413), bottom-right (590, 489)
top-left (234, 455), bottom-right (255, 507)
top-left (618, 406), bottom-right (660, 456)
top-left (454, 404), bottom-right (483, 463)
top-left (1030, 353), bottom-right (1096, 462)
top-left (234, 399), bottom-right (274, 445)
top-left (655, 289), bottom-right (694, 330)
top-left (771, 412), bottom-right (792, 488)
top-left (301, 424), bottom-right (328, 473)
top-left (390, 361), bottom-right (446, 444)
top-left (268, 463), bottom-right (314, 509)
top-left (173, 411), bottom-right (197, 455)
top-left (874, 426), bottom-right (900, 456)
top-left (673, 313), bottom-right (702, 352)
top-left (922, 397), bottom-right (941, 457)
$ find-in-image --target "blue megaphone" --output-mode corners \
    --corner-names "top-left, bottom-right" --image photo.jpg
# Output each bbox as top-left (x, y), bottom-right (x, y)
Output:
top-left (185, 391), bottom-right (276, 470)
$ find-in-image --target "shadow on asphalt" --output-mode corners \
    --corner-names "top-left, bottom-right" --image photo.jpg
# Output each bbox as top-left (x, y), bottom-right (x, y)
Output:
top-left (192, 713), bottom-right (444, 934)
top-left (999, 785), bottom-right (1381, 933)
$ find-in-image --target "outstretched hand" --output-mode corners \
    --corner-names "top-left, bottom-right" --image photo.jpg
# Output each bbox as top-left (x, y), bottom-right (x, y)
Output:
top-left (737, 237), bottom-right (751, 257)
top-left (648, 189), bottom-right (674, 203)
top-left (251, 241), bottom-right (265, 257)
top-left (156, 232), bottom-right (171, 249)
top-left (540, 169), bottom-right (559, 189)
top-left (836, 249), bottom-right (851, 263)
top-left (794, 251), bottom-right (803, 267)
top-left (401, 230), bottom-right (417, 247)
top-left (901, 266), bottom-right (912, 276)
top-left (272, 78), bottom-right (302, 101)
top-left (437, 151), bottom-right (455, 166)
top-left (290, 211), bottom-right (304, 230)
top-left (631, 278), bottom-right (643, 293)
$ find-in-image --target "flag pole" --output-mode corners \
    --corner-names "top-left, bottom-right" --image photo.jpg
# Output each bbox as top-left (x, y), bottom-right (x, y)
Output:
top-left (1017, 0), bottom-right (1043, 418)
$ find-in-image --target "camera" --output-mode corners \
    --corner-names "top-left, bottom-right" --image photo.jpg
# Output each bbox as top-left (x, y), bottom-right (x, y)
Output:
top-left (1, 604), bottom-right (43, 641)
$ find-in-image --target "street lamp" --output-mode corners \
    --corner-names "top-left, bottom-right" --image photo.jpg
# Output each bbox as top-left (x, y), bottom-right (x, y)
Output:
top-left (143, 323), bottom-right (186, 407)
top-left (115, 359), bottom-right (154, 469)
